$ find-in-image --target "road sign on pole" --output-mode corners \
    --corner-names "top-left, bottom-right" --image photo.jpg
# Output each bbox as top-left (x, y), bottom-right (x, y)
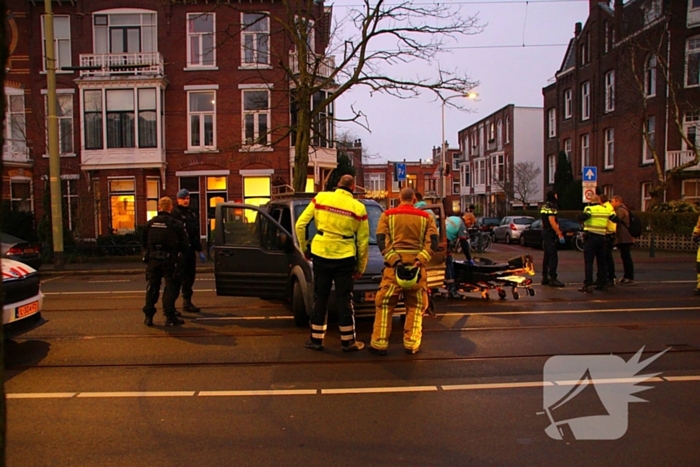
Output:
top-left (583, 187), bottom-right (596, 203)
top-left (583, 166), bottom-right (597, 183)
top-left (394, 163), bottom-right (407, 182)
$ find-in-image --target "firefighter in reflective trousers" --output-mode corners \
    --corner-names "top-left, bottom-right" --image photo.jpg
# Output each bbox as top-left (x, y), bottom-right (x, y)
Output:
top-left (141, 196), bottom-right (190, 326)
top-left (369, 187), bottom-right (438, 355)
top-left (295, 175), bottom-right (370, 352)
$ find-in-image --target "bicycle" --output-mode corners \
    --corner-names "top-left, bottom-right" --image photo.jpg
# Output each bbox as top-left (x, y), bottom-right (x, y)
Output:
top-left (573, 231), bottom-right (585, 252)
top-left (453, 231), bottom-right (493, 255)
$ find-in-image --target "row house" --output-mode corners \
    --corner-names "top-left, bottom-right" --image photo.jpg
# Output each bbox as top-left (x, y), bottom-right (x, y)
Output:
top-left (457, 105), bottom-right (544, 217)
top-left (543, 0), bottom-right (700, 211)
top-left (3, 0), bottom-right (337, 244)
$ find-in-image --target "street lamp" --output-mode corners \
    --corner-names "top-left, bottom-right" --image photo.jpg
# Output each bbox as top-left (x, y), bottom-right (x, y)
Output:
top-left (441, 92), bottom-right (478, 202)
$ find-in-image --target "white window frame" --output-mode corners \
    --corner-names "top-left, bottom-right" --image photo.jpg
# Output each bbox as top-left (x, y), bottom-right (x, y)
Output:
top-left (581, 134), bottom-right (590, 168)
top-left (547, 154), bottom-right (556, 184)
top-left (646, 55), bottom-right (657, 97)
top-left (188, 90), bottom-right (217, 150)
top-left (548, 108), bottom-right (556, 138)
top-left (41, 15), bottom-right (72, 72)
top-left (643, 116), bottom-right (656, 164)
top-left (564, 138), bottom-right (572, 160)
top-left (92, 10), bottom-right (157, 54)
top-left (581, 81), bottom-right (591, 121)
top-left (462, 163), bottom-right (471, 188)
top-left (242, 89), bottom-right (270, 148)
top-left (686, 37), bottom-right (700, 88)
top-left (641, 182), bottom-right (653, 212)
top-left (491, 154), bottom-right (504, 184)
top-left (684, 112), bottom-right (700, 150)
top-left (10, 178), bottom-right (33, 213)
top-left (644, 0), bottom-right (662, 25)
top-left (505, 116), bottom-right (510, 143)
top-left (4, 88), bottom-right (26, 149)
top-left (604, 127), bottom-right (614, 169)
top-left (63, 177), bottom-right (80, 231)
top-left (604, 70), bottom-right (615, 113)
top-left (187, 13), bottom-right (216, 68)
top-left (44, 91), bottom-right (74, 156)
top-left (241, 13), bottom-right (270, 67)
top-left (564, 89), bottom-right (572, 119)
top-left (496, 119), bottom-right (503, 149)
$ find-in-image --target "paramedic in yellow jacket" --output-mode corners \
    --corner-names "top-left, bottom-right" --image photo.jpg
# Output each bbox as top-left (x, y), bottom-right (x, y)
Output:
top-left (693, 215), bottom-right (700, 295)
top-left (369, 187), bottom-right (438, 356)
top-left (295, 175), bottom-right (369, 352)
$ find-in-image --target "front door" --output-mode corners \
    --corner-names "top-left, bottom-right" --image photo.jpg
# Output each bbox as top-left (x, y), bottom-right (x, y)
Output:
top-left (214, 203), bottom-right (291, 299)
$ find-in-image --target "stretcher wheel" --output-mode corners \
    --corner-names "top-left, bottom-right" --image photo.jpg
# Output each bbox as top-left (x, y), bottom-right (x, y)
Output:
top-left (482, 292), bottom-right (490, 300)
top-left (527, 288), bottom-right (535, 297)
top-left (498, 289), bottom-right (507, 300)
top-left (512, 288), bottom-right (520, 300)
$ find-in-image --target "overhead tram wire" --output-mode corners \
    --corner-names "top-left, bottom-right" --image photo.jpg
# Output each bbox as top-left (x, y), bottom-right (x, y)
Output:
top-left (332, 0), bottom-right (588, 7)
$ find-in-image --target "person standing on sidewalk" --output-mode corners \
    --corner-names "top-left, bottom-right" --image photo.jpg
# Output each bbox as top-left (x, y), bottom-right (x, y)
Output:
top-left (577, 195), bottom-right (616, 293)
top-left (141, 197), bottom-right (189, 326)
top-left (540, 190), bottom-right (566, 287)
top-left (172, 189), bottom-right (207, 313)
top-left (692, 214), bottom-right (700, 295)
top-left (610, 195), bottom-right (635, 285)
top-left (295, 175), bottom-right (370, 352)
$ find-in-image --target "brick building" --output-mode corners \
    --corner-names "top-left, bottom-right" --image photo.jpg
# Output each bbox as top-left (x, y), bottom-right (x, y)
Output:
top-left (543, 0), bottom-right (700, 211)
top-left (456, 104), bottom-right (544, 217)
top-left (3, 0), bottom-right (336, 244)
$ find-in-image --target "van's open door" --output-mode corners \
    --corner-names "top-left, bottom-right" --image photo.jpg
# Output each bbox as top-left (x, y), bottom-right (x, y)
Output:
top-left (420, 204), bottom-right (447, 290)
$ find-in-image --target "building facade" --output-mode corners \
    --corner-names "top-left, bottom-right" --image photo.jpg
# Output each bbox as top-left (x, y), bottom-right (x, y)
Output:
top-left (457, 104), bottom-right (544, 217)
top-left (3, 0), bottom-right (336, 245)
top-left (543, 0), bottom-right (700, 211)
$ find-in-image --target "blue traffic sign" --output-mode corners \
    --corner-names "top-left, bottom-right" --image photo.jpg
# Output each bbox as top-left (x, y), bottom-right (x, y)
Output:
top-left (394, 162), bottom-right (407, 182)
top-left (582, 166), bottom-right (597, 182)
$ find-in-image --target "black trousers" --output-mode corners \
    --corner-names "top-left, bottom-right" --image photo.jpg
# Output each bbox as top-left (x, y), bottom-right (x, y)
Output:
top-left (541, 230), bottom-right (559, 279)
top-left (309, 255), bottom-right (356, 345)
top-left (179, 249), bottom-right (197, 301)
top-left (605, 235), bottom-right (616, 282)
top-left (144, 258), bottom-right (180, 318)
top-left (583, 233), bottom-right (607, 287)
top-left (618, 243), bottom-right (634, 280)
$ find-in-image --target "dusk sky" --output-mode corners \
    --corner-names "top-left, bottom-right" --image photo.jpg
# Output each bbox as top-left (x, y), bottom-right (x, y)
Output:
top-left (333, 0), bottom-right (591, 163)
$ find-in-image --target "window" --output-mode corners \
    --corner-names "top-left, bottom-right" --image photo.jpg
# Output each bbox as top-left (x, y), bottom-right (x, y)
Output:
top-left (146, 178), bottom-right (159, 220)
top-left (93, 12), bottom-right (157, 54)
top-left (687, 37), bottom-right (700, 87)
top-left (453, 182), bottom-right (460, 195)
top-left (84, 90), bottom-right (103, 150)
top-left (4, 90), bottom-right (26, 151)
top-left (548, 154), bottom-right (556, 184)
top-left (548, 108), bottom-right (556, 138)
top-left (581, 81), bottom-right (591, 120)
top-left (45, 93), bottom-right (74, 155)
top-left (579, 34), bottom-right (589, 65)
top-left (106, 90), bottom-right (135, 148)
top-left (581, 134), bottom-right (590, 167)
top-left (243, 90), bottom-right (270, 146)
top-left (189, 91), bottom-right (216, 149)
top-left (564, 138), bottom-right (572, 160)
top-left (475, 159), bottom-right (486, 186)
top-left (646, 55), bottom-right (657, 97)
top-left (505, 116), bottom-right (510, 143)
top-left (365, 173), bottom-right (385, 192)
top-left (242, 13), bottom-right (269, 66)
top-left (685, 112), bottom-right (700, 149)
top-left (604, 21), bottom-right (610, 54)
top-left (644, 0), bottom-right (662, 25)
top-left (109, 178), bottom-right (135, 234)
top-left (187, 13), bottom-right (215, 67)
top-left (41, 15), bottom-right (71, 72)
top-left (491, 154), bottom-right (504, 183)
top-left (488, 121), bottom-right (495, 142)
top-left (244, 176), bottom-right (271, 207)
top-left (604, 70), bottom-right (615, 112)
top-left (312, 90), bottom-right (334, 148)
top-left (137, 89), bottom-right (157, 148)
top-left (295, 16), bottom-right (315, 53)
top-left (641, 182), bottom-right (653, 211)
top-left (462, 164), bottom-right (470, 187)
top-left (496, 119), bottom-right (503, 149)
top-left (643, 116), bottom-right (656, 163)
top-left (10, 179), bottom-right (32, 212)
top-left (62, 178), bottom-right (80, 231)
top-left (564, 89), bottom-right (572, 119)
top-left (207, 176), bottom-right (228, 222)
top-left (683, 179), bottom-right (700, 205)
top-left (179, 177), bottom-right (201, 218)
top-left (604, 128), bottom-right (614, 168)
top-left (423, 174), bottom-right (436, 194)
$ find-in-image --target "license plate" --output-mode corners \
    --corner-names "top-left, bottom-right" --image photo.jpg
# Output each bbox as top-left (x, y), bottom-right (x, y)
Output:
top-left (17, 301), bottom-right (39, 318)
top-left (363, 292), bottom-right (376, 302)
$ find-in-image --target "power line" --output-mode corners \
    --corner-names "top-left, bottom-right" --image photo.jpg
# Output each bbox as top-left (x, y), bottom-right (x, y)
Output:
top-left (333, 0), bottom-right (588, 6)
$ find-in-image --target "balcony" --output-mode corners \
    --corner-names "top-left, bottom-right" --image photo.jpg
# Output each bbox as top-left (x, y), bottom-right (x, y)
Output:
top-left (76, 53), bottom-right (164, 78)
top-left (666, 150), bottom-right (700, 171)
top-left (289, 51), bottom-right (336, 79)
top-left (81, 147), bottom-right (165, 171)
top-left (2, 140), bottom-right (31, 166)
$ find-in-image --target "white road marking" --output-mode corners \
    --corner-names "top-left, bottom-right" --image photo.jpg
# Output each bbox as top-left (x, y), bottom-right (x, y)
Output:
top-left (554, 377), bottom-right (664, 386)
top-left (87, 280), bottom-right (132, 283)
top-left (7, 375), bottom-right (697, 400)
top-left (45, 289), bottom-right (215, 296)
top-left (440, 306), bottom-right (700, 317)
top-left (40, 276), bottom-right (65, 283)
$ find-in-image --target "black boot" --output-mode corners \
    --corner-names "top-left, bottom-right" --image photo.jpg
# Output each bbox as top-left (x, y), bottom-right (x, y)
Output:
top-left (183, 300), bottom-right (201, 313)
top-left (541, 275), bottom-right (550, 286)
top-left (165, 316), bottom-right (185, 326)
top-left (144, 315), bottom-right (154, 326)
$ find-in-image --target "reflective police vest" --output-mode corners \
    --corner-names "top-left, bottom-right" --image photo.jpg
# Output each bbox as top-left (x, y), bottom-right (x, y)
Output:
top-left (603, 201), bottom-right (617, 235)
top-left (540, 202), bottom-right (557, 231)
top-left (583, 204), bottom-right (609, 236)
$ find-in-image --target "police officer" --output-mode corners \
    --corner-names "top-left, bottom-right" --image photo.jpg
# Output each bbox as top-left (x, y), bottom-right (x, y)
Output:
top-left (540, 190), bottom-right (566, 287)
top-left (295, 175), bottom-right (370, 352)
top-left (141, 196), bottom-right (189, 326)
top-left (577, 195), bottom-right (616, 293)
top-left (172, 189), bottom-right (206, 313)
top-left (369, 187), bottom-right (438, 356)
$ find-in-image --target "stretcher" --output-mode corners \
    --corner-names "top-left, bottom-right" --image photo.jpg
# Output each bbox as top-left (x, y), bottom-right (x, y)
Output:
top-left (444, 254), bottom-right (536, 300)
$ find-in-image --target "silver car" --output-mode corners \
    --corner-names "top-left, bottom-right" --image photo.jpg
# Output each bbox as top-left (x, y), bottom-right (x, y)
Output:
top-left (492, 216), bottom-right (536, 244)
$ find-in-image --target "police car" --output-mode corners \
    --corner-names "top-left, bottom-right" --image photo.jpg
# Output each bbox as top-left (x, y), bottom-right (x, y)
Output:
top-left (2, 258), bottom-right (46, 339)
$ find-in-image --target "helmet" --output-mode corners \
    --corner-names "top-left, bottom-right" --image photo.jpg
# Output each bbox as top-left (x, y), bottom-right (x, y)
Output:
top-left (395, 264), bottom-right (421, 289)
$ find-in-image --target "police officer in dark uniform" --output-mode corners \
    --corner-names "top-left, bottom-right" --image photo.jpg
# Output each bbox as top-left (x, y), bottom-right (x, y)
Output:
top-left (172, 189), bottom-right (206, 313)
top-left (540, 190), bottom-right (566, 287)
top-left (141, 196), bottom-right (189, 326)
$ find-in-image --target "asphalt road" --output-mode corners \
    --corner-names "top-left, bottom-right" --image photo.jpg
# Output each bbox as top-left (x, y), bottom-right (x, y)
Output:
top-left (4, 245), bottom-right (700, 466)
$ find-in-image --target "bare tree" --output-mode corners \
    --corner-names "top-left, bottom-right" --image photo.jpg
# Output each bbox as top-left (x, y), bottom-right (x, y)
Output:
top-left (171, 1), bottom-right (482, 192)
top-left (511, 161), bottom-right (541, 207)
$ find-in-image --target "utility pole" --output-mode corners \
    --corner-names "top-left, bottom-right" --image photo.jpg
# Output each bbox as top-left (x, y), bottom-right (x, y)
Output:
top-left (45, 0), bottom-right (65, 269)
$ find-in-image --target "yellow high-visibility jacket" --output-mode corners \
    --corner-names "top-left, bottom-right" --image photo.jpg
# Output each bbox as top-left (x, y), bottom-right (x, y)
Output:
top-left (583, 204), bottom-right (610, 236)
top-left (603, 201), bottom-right (617, 234)
top-left (295, 188), bottom-right (370, 274)
top-left (377, 203), bottom-right (438, 267)
top-left (693, 215), bottom-right (700, 237)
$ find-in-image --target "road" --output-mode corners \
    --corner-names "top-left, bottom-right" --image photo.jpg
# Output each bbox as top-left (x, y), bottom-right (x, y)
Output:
top-left (4, 245), bottom-right (700, 466)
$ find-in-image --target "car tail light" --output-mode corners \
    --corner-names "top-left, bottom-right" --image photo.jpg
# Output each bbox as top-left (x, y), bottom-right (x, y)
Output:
top-left (6, 247), bottom-right (24, 255)
top-left (510, 223), bottom-right (517, 230)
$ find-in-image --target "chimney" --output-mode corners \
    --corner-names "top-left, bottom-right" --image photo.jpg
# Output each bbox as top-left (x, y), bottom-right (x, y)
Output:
top-left (575, 22), bottom-right (582, 37)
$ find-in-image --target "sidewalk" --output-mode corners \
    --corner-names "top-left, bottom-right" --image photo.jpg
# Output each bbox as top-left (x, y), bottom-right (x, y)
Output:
top-left (39, 259), bottom-right (214, 276)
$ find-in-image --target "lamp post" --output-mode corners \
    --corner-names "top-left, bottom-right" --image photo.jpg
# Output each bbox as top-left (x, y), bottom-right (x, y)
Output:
top-left (440, 92), bottom-right (478, 201)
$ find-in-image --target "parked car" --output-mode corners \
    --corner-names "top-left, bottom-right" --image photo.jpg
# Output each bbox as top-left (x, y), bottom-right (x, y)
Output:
top-left (2, 258), bottom-right (46, 339)
top-left (492, 216), bottom-right (536, 244)
top-left (1, 232), bottom-right (42, 270)
top-left (213, 194), bottom-right (447, 326)
top-left (475, 217), bottom-right (501, 233)
top-left (519, 218), bottom-right (584, 249)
